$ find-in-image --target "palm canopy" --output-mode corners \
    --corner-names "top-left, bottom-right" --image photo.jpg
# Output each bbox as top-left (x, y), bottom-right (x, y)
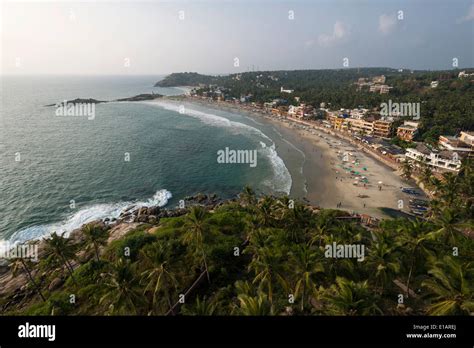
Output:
top-left (324, 277), bottom-right (383, 315)
top-left (99, 258), bottom-right (144, 315)
top-left (422, 256), bottom-right (474, 315)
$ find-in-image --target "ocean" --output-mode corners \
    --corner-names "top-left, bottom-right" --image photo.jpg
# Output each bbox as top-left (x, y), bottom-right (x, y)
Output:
top-left (0, 75), bottom-right (307, 247)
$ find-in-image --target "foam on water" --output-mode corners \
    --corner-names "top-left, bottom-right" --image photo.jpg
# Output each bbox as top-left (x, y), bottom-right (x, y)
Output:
top-left (1, 189), bottom-right (172, 250)
top-left (143, 100), bottom-right (274, 142)
top-left (145, 100), bottom-right (292, 194)
top-left (259, 141), bottom-right (292, 194)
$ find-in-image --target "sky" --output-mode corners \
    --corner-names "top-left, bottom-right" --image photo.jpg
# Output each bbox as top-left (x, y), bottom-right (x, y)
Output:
top-left (1, 0), bottom-right (473, 75)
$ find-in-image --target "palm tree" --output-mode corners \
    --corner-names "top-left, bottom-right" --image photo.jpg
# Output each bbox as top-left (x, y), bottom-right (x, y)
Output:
top-left (437, 172), bottom-right (460, 209)
top-left (43, 232), bottom-right (77, 282)
top-left (401, 160), bottom-right (413, 179)
top-left (82, 223), bottom-right (108, 262)
top-left (309, 213), bottom-right (336, 247)
top-left (182, 206), bottom-right (210, 282)
top-left (9, 256), bottom-right (46, 302)
top-left (256, 196), bottom-right (276, 227)
top-left (289, 244), bottom-right (325, 311)
top-left (139, 243), bottom-right (178, 314)
top-left (422, 256), bottom-right (474, 315)
top-left (324, 277), bottom-right (383, 315)
top-left (236, 293), bottom-right (273, 315)
top-left (181, 296), bottom-right (219, 315)
top-left (430, 209), bottom-right (472, 245)
top-left (248, 246), bottom-right (286, 304)
top-left (279, 202), bottom-right (313, 243)
top-left (419, 162), bottom-right (433, 189)
top-left (396, 219), bottom-right (433, 298)
top-left (365, 235), bottom-right (401, 293)
top-left (99, 258), bottom-right (144, 315)
top-left (240, 185), bottom-right (256, 206)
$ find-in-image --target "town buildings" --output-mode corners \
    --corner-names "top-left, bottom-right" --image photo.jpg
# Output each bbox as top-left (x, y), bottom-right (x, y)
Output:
top-left (405, 144), bottom-right (463, 172)
top-left (369, 84), bottom-right (392, 94)
top-left (459, 131), bottom-right (474, 147)
top-left (373, 120), bottom-right (393, 138)
top-left (396, 121), bottom-right (419, 141)
top-left (439, 135), bottom-right (473, 153)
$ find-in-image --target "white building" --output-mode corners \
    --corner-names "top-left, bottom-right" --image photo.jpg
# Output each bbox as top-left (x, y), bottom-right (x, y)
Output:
top-left (350, 108), bottom-right (368, 119)
top-left (459, 131), bottom-right (474, 147)
top-left (280, 86), bottom-right (294, 94)
top-left (458, 71), bottom-right (474, 79)
top-left (405, 144), bottom-right (462, 172)
top-left (439, 135), bottom-right (473, 153)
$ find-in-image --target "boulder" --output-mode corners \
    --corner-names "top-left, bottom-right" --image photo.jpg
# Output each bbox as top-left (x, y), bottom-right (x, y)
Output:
top-left (48, 277), bottom-right (64, 291)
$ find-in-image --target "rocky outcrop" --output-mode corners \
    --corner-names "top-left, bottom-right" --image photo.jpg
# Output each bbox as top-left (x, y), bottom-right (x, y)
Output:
top-left (115, 93), bottom-right (162, 102)
top-left (44, 98), bottom-right (106, 107)
top-left (45, 94), bottom-right (163, 107)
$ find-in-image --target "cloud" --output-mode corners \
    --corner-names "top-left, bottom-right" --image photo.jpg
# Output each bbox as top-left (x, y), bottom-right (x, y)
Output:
top-left (457, 4), bottom-right (474, 23)
top-left (318, 21), bottom-right (349, 46)
top-left (378, 14), bottom-right (397, 35)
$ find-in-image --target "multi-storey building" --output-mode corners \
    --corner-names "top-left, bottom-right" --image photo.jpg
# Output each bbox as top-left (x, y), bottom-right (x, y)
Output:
top-left (373, 120), bottom-right (393, 138)
top-left (372, 75), bottom-right (386, 84)
top-left (396, 121), bottom-right (419, 141)
top-left (405, 144), bottom-right (462, 172)
top-left (369, 84), bottom-right (391, 94)
top-left (459, 131), bottom-right (474, 147)
top-left (347, 118), bottom-right (374, 135)
top-left (439, 135), bottom-right (473, 153)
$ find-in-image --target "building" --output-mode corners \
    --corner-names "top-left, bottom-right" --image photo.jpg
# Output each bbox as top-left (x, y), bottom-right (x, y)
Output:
top-left (369, 84), bottom-right (392, 94)
top-left (397, 121), bottom-right (419, 141)
top-left (373, 75), bottom-right (386, 84)
top-left (333, 117), bottom-right (347, 131)
top-left (280, 86), bottom-right (294, 94)
top-left (378, 144), bottom-right (406, 162)
top-left (350, 108), bottom-right (368, 119)
top-left (373, 120), bottom-right (393, 138)
top-left (439, 135), bottom-right (473, 152)
top-left (405, 144), bottom-right (462, 172)
top-left (459, 131), bottom-right (474, 147)
top-left (430, 81), bottom-right (439, 88)
top-left (347, 118), bottom-right (374, 135)
top-left (458, 71), bottom-right (474, 79)
top-left (288, 104), bottom-right (314, 119)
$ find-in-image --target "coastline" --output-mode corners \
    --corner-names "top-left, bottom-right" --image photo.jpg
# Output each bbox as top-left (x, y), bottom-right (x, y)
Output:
top-left (173, 95), bottom-right (424, 219)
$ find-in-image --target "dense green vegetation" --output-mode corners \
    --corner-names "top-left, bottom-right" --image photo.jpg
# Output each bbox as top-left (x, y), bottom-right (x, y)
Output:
top-left (2, 161), bottom-right (473, 316)
top-left (156, 68), bottom-right (474, 143)
top-left (155, 72), bottom-right (221, 87)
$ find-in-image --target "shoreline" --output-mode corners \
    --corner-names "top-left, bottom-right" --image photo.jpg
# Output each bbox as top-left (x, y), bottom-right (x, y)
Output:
top-left (173, 95), bottom-right (426, 219)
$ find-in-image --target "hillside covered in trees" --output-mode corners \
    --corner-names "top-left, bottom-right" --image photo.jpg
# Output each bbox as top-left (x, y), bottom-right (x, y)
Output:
top-left (1, 160), bottom-right (472, 316)
top-left (156, 68), bottom-right (474, 143)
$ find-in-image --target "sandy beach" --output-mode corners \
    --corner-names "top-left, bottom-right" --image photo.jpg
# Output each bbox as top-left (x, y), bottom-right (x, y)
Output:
top-left (173, 96), bottom-right (423, 219)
